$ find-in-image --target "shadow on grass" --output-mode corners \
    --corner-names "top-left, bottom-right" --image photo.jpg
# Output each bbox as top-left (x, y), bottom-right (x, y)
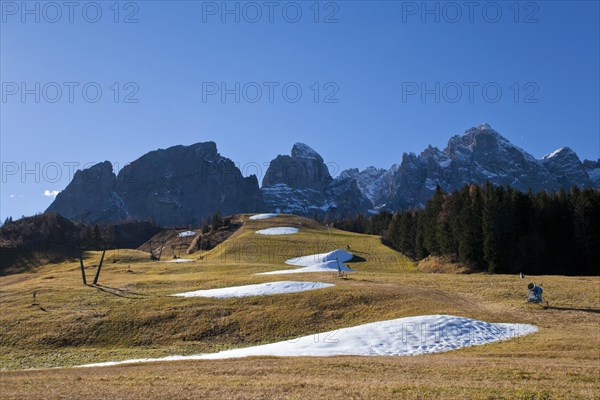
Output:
top-left (90, 284), bottom-right (146, 299)
top-left (545, 306), bottom-right (600, 314)
top-left (348, 254), bottom-right (367, 263)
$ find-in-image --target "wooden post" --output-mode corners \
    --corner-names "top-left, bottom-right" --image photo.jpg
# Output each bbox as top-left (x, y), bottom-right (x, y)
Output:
top-left (93, 249), bottom-right (106, 285)
top-left (157, 241), bottom-right (165, 261)
top-left (149, 239), bottom-right (156, 259)
top-left (79, 247), bottom-right (87, 285)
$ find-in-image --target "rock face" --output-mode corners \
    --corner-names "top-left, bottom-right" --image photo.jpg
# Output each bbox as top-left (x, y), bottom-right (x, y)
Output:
top-left (47, 142), bottom-right (264, 226)
top-left (351, 124), bottom-right (599, 210)
top-left (338, 165), bottom-right (398, 209)
top-left (262, 143), bottom-right (333, 191)
top-left (337, 124), bottom-right (600, 210)
top-left (46, 161), bottom-right (127, 223)
top-left (48, 126), bottom-right (599, 225)
top-left (541, 147), bottom-right (591, 188)
top-left (583, 159), bottom-right (600, 187)
top-left (261, 143), bottom-right (373, 217)
top-left (325, 177), bottom-right (374, 217)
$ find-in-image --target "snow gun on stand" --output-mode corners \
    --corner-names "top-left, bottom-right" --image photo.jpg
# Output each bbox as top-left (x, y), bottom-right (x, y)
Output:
top-left (526, 283), bottom-right (548, 308)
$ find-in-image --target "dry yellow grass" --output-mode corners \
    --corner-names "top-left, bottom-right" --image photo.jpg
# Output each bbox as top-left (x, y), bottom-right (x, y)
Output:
top-left (0, 214), bottom-right (598, 399)
top-left (417, 255), bottom-right (472, 274)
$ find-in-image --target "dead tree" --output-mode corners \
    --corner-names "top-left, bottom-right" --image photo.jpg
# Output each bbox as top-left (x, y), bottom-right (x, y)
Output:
top-left (92, 248), bottom-right (107, 285)
top-left (149, 239), bottom-right (166, 261)
top-left (157, 241), bottom-right (166, 261)
top-left (79, 247), bottom-right (87, 285)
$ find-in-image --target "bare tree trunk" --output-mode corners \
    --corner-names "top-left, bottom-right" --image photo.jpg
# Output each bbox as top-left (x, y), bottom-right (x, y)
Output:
top-left (93, 249), bottom-right (106, 285)
top-left (79, 248), bottom-right (87, 285)
top-left (158, 241), bottom-right (165, 261)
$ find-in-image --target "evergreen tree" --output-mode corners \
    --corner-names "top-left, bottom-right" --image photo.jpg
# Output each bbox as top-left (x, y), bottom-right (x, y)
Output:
top-left (422, 186), bottom-right (444, 255)
top-left (330, 183), bottom-right (599, 276)
top-left (387, 213), bottom-right (402, 250)
top-left (457, 185), bottom-right (484, 269)
top-left (211, 211), bottom-right (223, 231)
top-left (437, 192), bottom-right (458, 258)
top-left (399, 212), bottom-right (416, 258)
top-left (414, 212), bottom-right (428, 259)
top-left (482, 183), bottom-right (502, 273)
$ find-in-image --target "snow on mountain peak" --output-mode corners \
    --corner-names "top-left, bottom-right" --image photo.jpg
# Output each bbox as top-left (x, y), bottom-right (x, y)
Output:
top-left (464, 123), bottom-right (506, 141)
top-left (292, 142), bottom-right (320, 160)
top-left (543, 147), bottom-right (576, 160)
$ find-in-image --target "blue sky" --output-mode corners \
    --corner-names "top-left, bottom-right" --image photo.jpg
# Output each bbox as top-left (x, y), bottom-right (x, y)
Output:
top-left (1, 0), bottom-right (599, 220)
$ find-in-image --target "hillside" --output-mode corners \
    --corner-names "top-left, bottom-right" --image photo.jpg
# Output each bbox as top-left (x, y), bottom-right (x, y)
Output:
top-left (0, 214), bottom-right (161, 275)
top-left (136, 215), bottom-right (242, 260)
top-left (0, 214), bottom-right (598, 399)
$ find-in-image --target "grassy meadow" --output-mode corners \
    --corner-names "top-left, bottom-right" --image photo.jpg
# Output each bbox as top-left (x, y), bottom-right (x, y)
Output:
top-left (0, 214), bottom-right (598, 399)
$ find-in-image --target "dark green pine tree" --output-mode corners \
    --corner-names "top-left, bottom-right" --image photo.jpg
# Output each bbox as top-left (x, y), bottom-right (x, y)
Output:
top-left (482, 182), bottom-right (502, 273)
top-left (422, 186), bottom-right (444, 256)
top-left (572, 188), bottom-right (600, 275)
top-left (414, 212), bottom-right (428, 259)
top-left (369, 211), bottom-right (393, 236)
top-left (211, 211), bottom-right (223, 231)
top-left (386, 213), bottom-right (402, 251)
top-left (437, 192), bottom-right (458, 259)
top-left (331, 183), bottom-right (598, 276)
top-left (457, 185), bottom-right (484, 270)
top-left (399, 211), bottom-right (416, 259)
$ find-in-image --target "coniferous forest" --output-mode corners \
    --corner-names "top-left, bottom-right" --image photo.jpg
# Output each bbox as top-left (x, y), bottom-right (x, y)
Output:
top-left (332, 184), bottom-right (600, 276)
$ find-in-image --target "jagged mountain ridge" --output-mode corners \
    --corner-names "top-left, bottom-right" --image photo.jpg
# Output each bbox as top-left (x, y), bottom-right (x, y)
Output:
top-left (261, 143), bottom-right (373, 218)
top-left (47, 142), bottom-right (265, 226)
top-left (583, 159), bottom-right (600, 186)
top-left (47, 125), bottom-right (599, 225)
top-left (338, 165), bottom-right (398, 209)
top-left (367, 124), bottom-right (598, 210)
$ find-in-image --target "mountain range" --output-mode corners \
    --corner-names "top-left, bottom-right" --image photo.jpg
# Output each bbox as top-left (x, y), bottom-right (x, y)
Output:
top-left (47, 124), bottom-right (600, 226)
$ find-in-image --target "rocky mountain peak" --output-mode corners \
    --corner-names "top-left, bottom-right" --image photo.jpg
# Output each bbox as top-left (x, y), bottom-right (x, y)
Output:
top-left (47, 142), bottom-right (264, 226)
top-left (67, 160), bottom-right (115, 185)
top-left (262, 143), bottom-right (332, 190)
top-left (339, 168), bottom-right (360, 179)
top-left (583, 159), bottom-right (600, 186)
top-left (291, 142), bottom-right (321, 160)
top-left (541, 146), bottom-right (589, 188)
top-left (261, 143), bottom-right (371, 217)
top-left (543, 146), bottom-right (577, 160)
top-left (447, 123), bottom-right (510, 155)
top-left (46, 126), bottom-right (598, 224)
top-left (47, 161), bottom-right (123, 224)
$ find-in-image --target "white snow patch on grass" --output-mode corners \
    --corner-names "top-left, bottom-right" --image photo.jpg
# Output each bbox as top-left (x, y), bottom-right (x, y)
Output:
top-left (256, 227), bottom-right (299, 235)
top-left (249, 213), bottom-right (279, 220)
top-left (258, 249), bottom-right (355, 275)
top-left (163, 258), bottom-right (194, 263)
top-left (177, 231), bottom-right (196, 237)
top-left (171, 281), bottom-right (334, 298)
top-left (79, 315), bottom-right (537, 367)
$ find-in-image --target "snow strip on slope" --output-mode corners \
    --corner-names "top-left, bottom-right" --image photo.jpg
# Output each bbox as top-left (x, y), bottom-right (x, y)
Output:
top-left (258, 249), bottom-right (355, 275)
top-left (249, 213), bottom-right (279, 220)
top-left (171, 281), bottom-right (334, 298)
top-left (177, 231), bottom-right (196, 237)
top-left (256, 227), bottom-right (299, 235)
top-left (163, 258), bottom-right (194, 263)
top-left (79, 315), bottom-right (537, 367)
top-left (543, 147), bottom-right (568, 159)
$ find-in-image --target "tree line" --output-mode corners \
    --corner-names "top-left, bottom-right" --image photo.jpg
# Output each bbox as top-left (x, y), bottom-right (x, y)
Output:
top-left (333, 184), bottom-right (599, 276)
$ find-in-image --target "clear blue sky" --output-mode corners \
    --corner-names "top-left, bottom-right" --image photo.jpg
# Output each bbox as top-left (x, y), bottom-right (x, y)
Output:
top-left (1, 0), bottom-right (599, 220)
